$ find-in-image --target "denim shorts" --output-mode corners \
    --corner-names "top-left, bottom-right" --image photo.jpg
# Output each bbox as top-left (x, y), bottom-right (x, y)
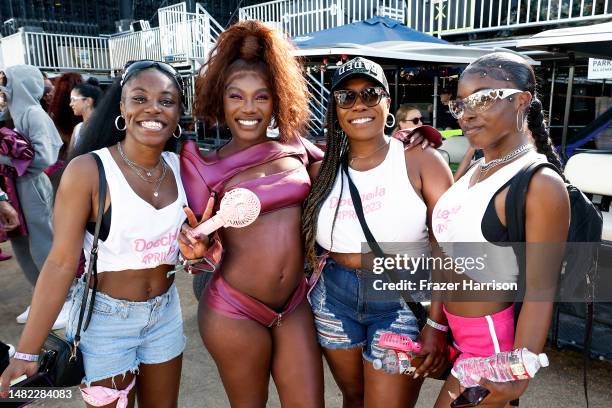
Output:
top-left (308, 258), bottom-right (420, 362)
top-left (65, 280), bottom-right (186, 386)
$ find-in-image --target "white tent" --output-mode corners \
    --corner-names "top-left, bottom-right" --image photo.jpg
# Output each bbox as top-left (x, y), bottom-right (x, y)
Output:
top-left (517, 22), bottom-right (612, 59)
top-left (293, 41), bottom-right (538, 65)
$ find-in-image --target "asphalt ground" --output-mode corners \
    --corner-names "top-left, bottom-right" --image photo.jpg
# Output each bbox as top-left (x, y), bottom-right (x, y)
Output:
top-left (1, 242), bottom-right (610, 407)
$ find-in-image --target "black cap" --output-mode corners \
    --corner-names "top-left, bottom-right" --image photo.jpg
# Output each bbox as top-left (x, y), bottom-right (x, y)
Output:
top-left (331, 57), bottom-right (389, 93)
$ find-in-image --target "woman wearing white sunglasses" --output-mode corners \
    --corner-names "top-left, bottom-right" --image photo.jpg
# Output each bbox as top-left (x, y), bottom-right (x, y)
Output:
top-left (432, 53), bottom-right (569, 407)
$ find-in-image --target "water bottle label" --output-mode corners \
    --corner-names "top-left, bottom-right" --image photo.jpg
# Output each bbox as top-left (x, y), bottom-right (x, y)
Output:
top-left (397, 351), bottom-right (416, 375)
top-left (508, 352), bottom-right (531, 380)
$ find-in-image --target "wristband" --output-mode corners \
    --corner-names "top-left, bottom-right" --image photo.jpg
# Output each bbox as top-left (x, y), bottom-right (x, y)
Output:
top-left (13, 352), bottom-right (39, 362)
top-left (0, 191), bottom-right (9, 202)
top-left (169, 253), bottom-right (216, 277)
top-left (426, 318), bottom-right (449, 332)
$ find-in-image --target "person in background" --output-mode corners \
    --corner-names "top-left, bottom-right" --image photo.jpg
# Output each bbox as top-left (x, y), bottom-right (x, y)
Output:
top-left (394, 104), bottom-right (424, 133)
top-left (0, 186), bottom-right (19, 261)
top-left (40, 72), bottom-right (55, 112)
top-left (48, 72), bottom-right (83, 160)
top-left (69, 78), bottom-right (102, 153)
top-left (430, 88), bottom-right (459, 130)
top-left (0, 66), bottom-right (68, 329)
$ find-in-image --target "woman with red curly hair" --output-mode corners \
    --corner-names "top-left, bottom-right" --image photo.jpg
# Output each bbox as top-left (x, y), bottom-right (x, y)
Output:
top-left (48, 72), bottom-right (83, 156)
top-left (179, 20), bottom-right (324, 407)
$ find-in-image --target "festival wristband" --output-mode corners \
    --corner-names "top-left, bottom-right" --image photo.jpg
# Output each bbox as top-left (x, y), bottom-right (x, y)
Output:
top-left (13, 352), bottom-right (39, 362)
top-left (426, 318), bottom-right (449, 332)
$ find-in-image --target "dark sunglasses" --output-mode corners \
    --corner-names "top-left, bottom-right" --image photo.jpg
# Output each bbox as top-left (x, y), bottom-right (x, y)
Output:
top-left (333, 86), bottom-right (388, 109)
top-left (121, 60), bottom-right (184, 94)
top-left (402, 117), bottom-right (423, 125)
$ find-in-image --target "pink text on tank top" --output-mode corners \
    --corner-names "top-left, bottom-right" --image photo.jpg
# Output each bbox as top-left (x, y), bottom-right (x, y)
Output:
top-left (329, 186), bottom-right (386, 220)
top-left (433, 205), bottom-right (462, 235)
top-left (133, 231), bottom-right (179, 265)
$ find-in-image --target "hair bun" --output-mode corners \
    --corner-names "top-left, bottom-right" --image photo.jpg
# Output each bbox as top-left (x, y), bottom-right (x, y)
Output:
top-left (240, 35), bottom-right (261, 60)
top-left (86, 77), bottom-right (100, 87)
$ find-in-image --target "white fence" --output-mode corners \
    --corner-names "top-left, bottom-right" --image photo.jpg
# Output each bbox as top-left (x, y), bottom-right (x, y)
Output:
top-left (239, 0), bottom-right (406, 37)
top-left (0, 31), bottom-right (110, 72)
top-left (240, 0), bottom-right (612, 38)
top-left (406, 0), bottom-right (612, 36)
top-left (109, 2), bottom-right (224, 70)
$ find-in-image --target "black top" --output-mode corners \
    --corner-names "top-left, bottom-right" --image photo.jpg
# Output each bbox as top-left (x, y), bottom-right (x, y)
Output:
top-left (435, 103), bottom-right (459, 129)
top-left (85, 205), bottom-right (111, 242)
top-left (480, 178), bottom-right (514, 243)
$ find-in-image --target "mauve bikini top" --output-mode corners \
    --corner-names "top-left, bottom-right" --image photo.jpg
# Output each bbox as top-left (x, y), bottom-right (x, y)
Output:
top-left (180, 135), bottom-right (323, 217)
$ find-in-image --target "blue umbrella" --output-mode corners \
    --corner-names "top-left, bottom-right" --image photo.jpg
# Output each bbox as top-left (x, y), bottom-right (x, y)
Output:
top-left (292, 16), bottom-right (447, 48)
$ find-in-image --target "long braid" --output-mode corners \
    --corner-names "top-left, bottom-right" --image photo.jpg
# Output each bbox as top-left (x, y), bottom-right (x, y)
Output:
top-left (302, 100), bottom-right (347, 271)
top-left (527, 97), bottom-right (563, 170)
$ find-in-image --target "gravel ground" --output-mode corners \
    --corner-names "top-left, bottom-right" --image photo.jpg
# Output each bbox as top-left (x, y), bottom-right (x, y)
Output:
top-left (1, 242), bottom-right (610, 407)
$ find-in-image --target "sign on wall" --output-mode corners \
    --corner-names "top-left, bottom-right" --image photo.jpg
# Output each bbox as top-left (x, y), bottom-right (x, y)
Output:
top-left (588, 58), bottom-right (612, 80)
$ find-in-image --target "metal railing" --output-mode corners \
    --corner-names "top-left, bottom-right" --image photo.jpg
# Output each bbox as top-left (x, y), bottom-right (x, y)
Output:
top-left (109, 2), bottom-right (224, 70)
top-left (239, 0), bottom-right (406, 37)
top-left (109, 28), bottom-right (162, 70)
top-left (407, 0), bottom-right (612, 36)
top-left (0, 31), bottom-right (110, 72)
top-left (306, 70), bottom-right (330, 137)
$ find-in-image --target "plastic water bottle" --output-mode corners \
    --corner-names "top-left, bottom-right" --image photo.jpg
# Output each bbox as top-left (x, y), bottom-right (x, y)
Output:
top-left (373, 349), bottom-right (424, 375)
top-left (372, 332), bottom-right (423, 375)
top-left (453, 348), bottom-right (549, 387)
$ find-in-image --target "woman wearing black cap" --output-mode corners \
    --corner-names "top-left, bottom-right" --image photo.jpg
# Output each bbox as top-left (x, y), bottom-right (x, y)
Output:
top-left (302, 57), bottom-right (453, 407)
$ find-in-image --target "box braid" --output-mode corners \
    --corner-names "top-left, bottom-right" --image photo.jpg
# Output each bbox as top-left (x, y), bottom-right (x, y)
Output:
top-left (302, 99), bottom-right (348, 271)
top-left (463, 52), bottom-right (563, 171)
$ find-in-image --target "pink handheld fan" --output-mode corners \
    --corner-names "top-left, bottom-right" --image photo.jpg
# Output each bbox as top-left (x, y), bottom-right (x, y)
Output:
top-left (191, 188), bottom-right (261, 236)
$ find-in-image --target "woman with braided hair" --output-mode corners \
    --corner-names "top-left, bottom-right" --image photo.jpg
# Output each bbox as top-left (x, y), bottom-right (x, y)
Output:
top-left (301, 57), bottom-right (453, 407)
top-left (432, 52), bottom-right (570, 407)
top-left (178, 20), bottom-right (325, 407)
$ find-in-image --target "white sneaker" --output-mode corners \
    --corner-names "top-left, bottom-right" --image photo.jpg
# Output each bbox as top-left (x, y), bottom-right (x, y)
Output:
top-left (16, 306), bottom-right (30, 324)
top-left (16, 302), bottom-right (70, 330)
top-left (52, 301), bottom-right (71, 330)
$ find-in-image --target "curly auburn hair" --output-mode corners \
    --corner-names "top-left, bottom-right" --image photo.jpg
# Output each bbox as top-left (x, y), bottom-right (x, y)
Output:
top-left (49, 72), bottom-right (83, 141)
top-left (194, 20), bottom-right (310, 142)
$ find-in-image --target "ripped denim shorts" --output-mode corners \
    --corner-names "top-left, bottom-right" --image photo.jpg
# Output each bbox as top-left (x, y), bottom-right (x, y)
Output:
top-left (65, 280), bottom-right (186, 386)
top-left (308, 257), bottom-right (420, 362)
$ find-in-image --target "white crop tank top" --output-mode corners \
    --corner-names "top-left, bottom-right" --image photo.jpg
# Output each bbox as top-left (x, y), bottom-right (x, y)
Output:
top-left (316, 137), bottom-right (429, 253)
top-left (432, 150), bottom-right (544, 283)
top-left (83, 148), bottom-right (187, 273)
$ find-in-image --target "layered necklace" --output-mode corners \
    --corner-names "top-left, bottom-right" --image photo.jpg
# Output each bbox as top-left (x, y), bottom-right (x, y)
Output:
top-left (117, 141), bottom-right (167, 198)
top-left (476, 143), bottom-right (533, 183)
top-left (349, 138), bottom-right (390, 166)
